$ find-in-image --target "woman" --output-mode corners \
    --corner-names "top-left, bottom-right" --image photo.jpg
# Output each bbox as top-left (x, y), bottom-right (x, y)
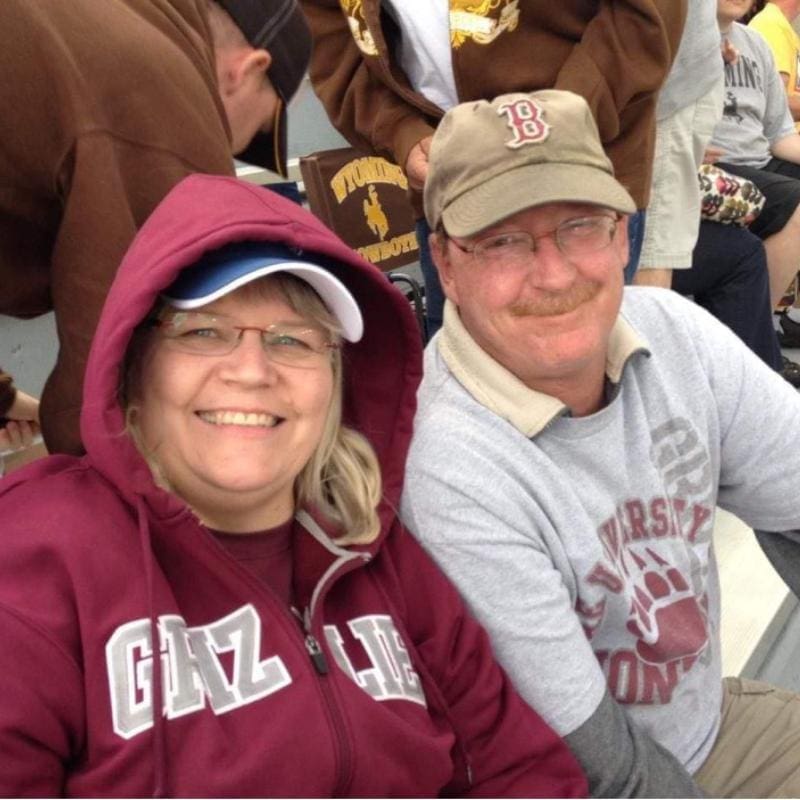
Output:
top-left (0, 175), bottom-right (585, 797)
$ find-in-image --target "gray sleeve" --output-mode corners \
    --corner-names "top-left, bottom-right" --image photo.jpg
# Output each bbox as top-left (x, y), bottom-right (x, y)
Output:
top-left (681, 299), bottom-right (800, 533)
top-left (755, 33), bottom-right (796, 143)
top-left (400, 430), bottom-right (609, 739)
top-left (566, 689), bottom-right (704, 798)
top-left (754, 529), bottom-right (800, 598)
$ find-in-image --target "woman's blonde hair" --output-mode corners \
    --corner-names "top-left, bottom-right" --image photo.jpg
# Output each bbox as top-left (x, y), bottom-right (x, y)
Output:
top-left (122, 272), bottom-right (382, 545)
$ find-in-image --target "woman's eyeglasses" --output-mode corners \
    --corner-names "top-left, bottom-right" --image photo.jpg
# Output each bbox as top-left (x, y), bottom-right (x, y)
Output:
top-left (153, 311), bottom-right (338, 368)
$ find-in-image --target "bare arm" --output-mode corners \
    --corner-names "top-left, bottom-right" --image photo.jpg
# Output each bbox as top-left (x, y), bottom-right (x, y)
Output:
top-left (771, 132), bottom-right (800, 163)
top-left (779, 73), bottom-right (800, 121)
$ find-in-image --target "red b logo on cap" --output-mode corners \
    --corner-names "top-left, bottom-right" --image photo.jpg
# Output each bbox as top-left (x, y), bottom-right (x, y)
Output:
top-left (498, 99), bottom-right (550, 149)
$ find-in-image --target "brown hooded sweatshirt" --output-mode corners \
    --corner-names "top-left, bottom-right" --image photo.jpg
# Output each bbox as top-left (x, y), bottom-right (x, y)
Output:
top-left (0, 0), bottom-right (235, 453)
top-left (301, 0), bottom-right (687, 214)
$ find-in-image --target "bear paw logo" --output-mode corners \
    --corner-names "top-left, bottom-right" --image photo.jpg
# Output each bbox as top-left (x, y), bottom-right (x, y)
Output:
top-left (625, 548), bottom-right (708, 664)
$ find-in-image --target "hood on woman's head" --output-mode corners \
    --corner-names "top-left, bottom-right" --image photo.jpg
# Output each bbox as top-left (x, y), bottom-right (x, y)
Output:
top-left (80, 175), bottom-right (423, 524)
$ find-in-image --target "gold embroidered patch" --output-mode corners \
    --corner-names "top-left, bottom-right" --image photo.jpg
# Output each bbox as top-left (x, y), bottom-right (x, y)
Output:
top-left (450, 0), bottom-right (519, 48)
top-left (339, 0), bottom-right (378, 56)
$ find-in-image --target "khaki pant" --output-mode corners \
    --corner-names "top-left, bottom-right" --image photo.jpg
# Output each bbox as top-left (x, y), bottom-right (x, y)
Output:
top-left (695, 677), bottom-right (800, 797)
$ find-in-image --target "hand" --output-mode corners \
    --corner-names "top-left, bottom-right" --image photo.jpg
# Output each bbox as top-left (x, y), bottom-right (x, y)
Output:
top-left (722, 38), bottom-right (738, 65)
top-left (405, 136), bottom-right (433, 191)
top-left (703, 146), bottom-right (725, 165)
top-left (0, 419), bottom-right (40, 453)
top-left (0, 388), bottom-right (42, 455)
top-left (7, 389), bottom-right (39, 423)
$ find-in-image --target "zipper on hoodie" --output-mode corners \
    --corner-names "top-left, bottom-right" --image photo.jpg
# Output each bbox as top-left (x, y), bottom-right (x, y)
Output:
top-left (290, 512), bottom-right (373, 795)
top-left (304, 617), bottom-right (354, 795)
top-left (202, 513), bottom-right (365, 792)
top-left (304, 632), bottom-right (329, 674)
top-left (294, 550), bottom-right (369, 797)
top-left (285, 599), bottom-right (357, 797)
top-left (291, 605), bottom-right (330, 675)
top-left (287, 603), bottom-right (355, 796)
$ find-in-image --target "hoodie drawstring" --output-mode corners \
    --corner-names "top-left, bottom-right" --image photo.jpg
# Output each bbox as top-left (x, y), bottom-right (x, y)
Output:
top-left (136, 495), bottom-right (167, 798)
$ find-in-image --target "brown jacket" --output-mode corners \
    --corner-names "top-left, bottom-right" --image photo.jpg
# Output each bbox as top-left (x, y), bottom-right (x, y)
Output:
top-left (0, 0), bottom-right (235, 454)
top-left (301, 0), bottom-right (687, 212)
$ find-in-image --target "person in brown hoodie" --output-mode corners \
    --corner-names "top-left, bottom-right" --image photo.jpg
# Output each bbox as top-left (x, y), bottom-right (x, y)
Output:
top-left (300, 0), bottom-right (686, 335)
top-left (0, 0), bottom-right (311, 455)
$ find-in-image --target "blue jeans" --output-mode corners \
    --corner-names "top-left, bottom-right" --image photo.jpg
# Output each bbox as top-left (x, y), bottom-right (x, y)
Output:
top-left (417, 218), bottom-right (444, 339)
top-left (672, 220), bottom-right (781, 371)
top-left (624, 210), bottom-right (646, 284)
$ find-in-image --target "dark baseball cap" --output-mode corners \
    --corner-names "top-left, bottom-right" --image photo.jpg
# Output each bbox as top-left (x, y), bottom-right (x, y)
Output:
top-left (217, 0), bottom-right (312, 177)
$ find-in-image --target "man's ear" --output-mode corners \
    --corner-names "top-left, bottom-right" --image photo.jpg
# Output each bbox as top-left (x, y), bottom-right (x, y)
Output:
top-left (217, 47), bottom-right (271, 95)
top-left (429, 231), bottom-right (460, 305)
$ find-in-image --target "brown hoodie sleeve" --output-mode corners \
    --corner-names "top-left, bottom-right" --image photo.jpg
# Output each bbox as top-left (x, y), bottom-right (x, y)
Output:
top-left (300, 0), bottom-right (438, 174)
top-left (0, 0), bottom-right (234, 454)
top-left (0, 368), bottom-right (16, 417)
top-left (553, 0), bottom-right (688, 208)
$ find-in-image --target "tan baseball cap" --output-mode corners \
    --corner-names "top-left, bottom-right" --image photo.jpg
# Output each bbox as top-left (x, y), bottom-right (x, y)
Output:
top-left (424, 90), bottom-right (636, 238)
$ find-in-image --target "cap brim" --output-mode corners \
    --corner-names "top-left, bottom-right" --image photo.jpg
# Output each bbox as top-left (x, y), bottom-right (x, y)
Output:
top-left (162, 256), bottom-right (363, 342)
top-left (441, 162), bottom-right (637, 238)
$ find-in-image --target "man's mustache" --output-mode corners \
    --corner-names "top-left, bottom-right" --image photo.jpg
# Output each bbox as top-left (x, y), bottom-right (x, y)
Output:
top-left (509, 281), bottom-right (602, 317)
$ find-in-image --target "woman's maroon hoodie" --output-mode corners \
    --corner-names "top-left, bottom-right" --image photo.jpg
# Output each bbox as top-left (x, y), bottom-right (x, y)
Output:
top-left (0, 175), bottom-right (586, 798)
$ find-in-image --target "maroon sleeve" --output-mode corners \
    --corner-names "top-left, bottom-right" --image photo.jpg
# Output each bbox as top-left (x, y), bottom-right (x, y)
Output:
top-left (383, 528), bottom-right (587, 798)
top-left (0, 605), bottom-right (84, 796)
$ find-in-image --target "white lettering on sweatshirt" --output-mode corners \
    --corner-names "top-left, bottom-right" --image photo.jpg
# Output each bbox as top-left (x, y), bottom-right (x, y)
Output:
top-left (106, 605), bottom-right (425, 739)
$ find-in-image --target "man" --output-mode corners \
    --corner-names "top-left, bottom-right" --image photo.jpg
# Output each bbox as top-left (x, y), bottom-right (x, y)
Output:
top-left (300, 0), bottom-right (686, 335)
top-left (747, 0), bottom-right (800, 344)
top-left (750, 0), bottom-right (800, 126)
top-left (631, 0), bottom-right (799, 384)
top-left (401, 90), bottom-right (800, 796)
top-left (712, 0), bottom-right (800, 343)
top-left (0, 0), bottom-right (310, 454)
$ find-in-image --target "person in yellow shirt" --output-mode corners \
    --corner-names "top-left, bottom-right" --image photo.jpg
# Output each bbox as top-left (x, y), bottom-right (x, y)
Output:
top-left (750, 0), bottom-right (800, 126)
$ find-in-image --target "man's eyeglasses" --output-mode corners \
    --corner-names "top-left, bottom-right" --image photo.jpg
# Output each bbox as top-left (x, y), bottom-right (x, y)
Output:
top-left (153, 311), bottom-right (338, 368)
top-left (447, 214), bottom-right (621, 269)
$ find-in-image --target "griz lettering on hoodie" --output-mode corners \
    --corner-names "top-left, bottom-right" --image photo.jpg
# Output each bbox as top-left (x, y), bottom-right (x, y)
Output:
top-left (107, 604), bottom-right (426, 739)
